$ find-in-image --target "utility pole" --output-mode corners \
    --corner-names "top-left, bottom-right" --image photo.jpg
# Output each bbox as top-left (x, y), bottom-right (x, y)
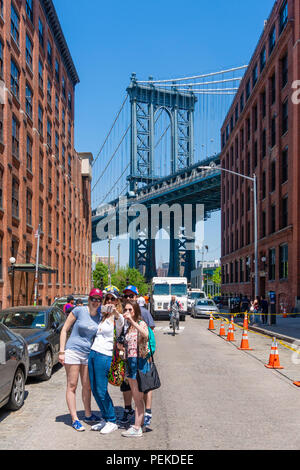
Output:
top-left (33, 225), bottom-right (41, 307)
top-left (108, 235), bottom-right (112, 286)
top-left (117, 243), bottom-right (120, 271)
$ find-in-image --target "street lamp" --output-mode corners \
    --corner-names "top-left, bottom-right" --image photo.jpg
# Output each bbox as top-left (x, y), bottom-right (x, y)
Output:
top-left (199, 164), bottom-right (258, 300)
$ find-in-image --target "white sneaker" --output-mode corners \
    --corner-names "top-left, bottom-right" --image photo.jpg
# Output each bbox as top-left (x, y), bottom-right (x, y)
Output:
top-left (100, 422), bottom-right (118, 434)
top-left (121, 425), bottom-right (143, 438)
top-left (91, 419), bottom-right (106, 431)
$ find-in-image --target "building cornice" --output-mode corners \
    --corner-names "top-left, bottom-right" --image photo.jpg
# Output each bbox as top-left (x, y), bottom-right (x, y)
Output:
top-left (40, 0), bottom-right (80, 86)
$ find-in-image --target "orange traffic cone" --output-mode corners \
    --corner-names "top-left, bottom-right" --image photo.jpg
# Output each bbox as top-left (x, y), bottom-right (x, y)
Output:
top-left (226, 321), bottom-right (235, 341)
top-left (231, 315), bottom-right (236, 331)
top-left (208, 313), bottom-right (215, 330)
top-left (283, 308), bottom-right (287, 318)
top-left (219, 321), bottom-right (226, 336)
top-left (293, 380), bottom-right (300, 387)
top-left (238, 329), bottom-right (252, 350)
top-left (243, 312), bottom-right (248, 330)
top-left (264, 338), bottom-right (284, 369)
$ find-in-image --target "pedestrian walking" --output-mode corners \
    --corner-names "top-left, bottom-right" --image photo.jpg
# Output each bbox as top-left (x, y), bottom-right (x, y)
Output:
top-left (120, 301), bottom-right (149, 438)
top-left (88, 290), bottom-right (124, 435)
top-left (260, 296), bottom-right (269, 324)
top-left (168, 295), bottom-right (181, 330)
top-left (63, 295), bottom-right (75, 316)
top-left (119, 285), bottom-right (155, 430)
top-left (59, 288), bottom-right (103, 432)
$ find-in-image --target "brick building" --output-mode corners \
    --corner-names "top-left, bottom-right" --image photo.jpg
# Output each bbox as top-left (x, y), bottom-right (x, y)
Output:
top-left (0, 0), bottom-right (92, 308)
top-left (220, 0), bottom-right (299, 312)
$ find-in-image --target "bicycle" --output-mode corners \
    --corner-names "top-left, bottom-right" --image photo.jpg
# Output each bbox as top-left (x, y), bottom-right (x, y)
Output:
top-left (169, 313), bottom-right (179, 336)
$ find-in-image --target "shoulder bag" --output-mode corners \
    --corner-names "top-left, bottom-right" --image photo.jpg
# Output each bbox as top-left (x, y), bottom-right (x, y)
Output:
top-left (108, 319), bottom-right (125, 387)
top-left (136, 332), bottom-right (161, 393)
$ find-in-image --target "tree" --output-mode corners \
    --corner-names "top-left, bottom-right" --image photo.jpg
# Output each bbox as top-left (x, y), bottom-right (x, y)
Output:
top-left (93, 262), bottom-right (109, 289)
top-left (212, 267), bottom-right (221, 293)
top-left (92, 262), bottom-right (149, 295)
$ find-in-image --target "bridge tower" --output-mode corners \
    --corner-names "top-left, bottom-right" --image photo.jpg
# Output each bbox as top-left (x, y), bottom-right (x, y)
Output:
top-left (127, 74), bottom-right (198, 280)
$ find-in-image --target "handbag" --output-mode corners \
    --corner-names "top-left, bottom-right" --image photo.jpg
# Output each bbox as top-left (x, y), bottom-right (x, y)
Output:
top-left (136, 337), bottom-right (161, 393)
top-left (108, 320), bottom-right (125, 387)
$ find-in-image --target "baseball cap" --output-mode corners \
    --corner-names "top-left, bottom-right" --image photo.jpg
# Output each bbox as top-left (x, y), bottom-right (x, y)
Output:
top-left (123, 285), bottom-right (139, 296)
top-left (88, 288), bottom-right (103, 298)
top-left (67, 295), bottom-right (74, 302)
top-left (103, 287), bottom-right (119, 299)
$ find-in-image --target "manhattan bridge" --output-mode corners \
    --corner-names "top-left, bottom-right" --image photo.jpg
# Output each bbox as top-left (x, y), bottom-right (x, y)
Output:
top-left (91, 66), bottom-right (247, 280)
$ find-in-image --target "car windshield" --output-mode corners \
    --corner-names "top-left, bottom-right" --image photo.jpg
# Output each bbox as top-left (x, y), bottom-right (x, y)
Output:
top-left (0, 311), bottom-right (47, 329)
top-left (153, 284), bottom-right (169, 296)
top-left (171, 284), bottom-right (187, 297)
top-left (189, 292), bottom-right (206, 299)
top-left (196, 300), bottom-right (214, 306)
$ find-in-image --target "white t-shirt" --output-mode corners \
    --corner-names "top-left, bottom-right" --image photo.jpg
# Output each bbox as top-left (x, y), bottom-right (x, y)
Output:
top-left (137, 296), bottom-right (146, 307)
top-left (91, 315), bottom-right (124, 357)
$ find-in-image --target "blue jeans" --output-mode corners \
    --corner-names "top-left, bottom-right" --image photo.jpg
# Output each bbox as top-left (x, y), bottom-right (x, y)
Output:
top-left (88, 350), bottom-right (116, 423)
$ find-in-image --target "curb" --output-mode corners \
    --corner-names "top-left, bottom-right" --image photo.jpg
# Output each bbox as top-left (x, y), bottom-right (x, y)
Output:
top-left (236, 322), bottom-right (298, 345)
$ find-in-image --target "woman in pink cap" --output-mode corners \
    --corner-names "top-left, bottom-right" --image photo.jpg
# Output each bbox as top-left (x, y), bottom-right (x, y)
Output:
top-left (59, 288), bottom-right (103, 432)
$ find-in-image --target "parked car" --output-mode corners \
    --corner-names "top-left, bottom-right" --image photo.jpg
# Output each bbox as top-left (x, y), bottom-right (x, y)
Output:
top-left (0, 323), bottom-right (29, 411)
top-left (52, 295), bottom-right (89, 314)
top-left (191, 299), bottom-right (220, 318)
top-left (0, 306), bottom-right (65, 381)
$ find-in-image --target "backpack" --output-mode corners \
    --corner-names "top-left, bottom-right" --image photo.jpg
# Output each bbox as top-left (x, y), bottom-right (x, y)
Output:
top-left (147, 327), bottom-right (156, 356)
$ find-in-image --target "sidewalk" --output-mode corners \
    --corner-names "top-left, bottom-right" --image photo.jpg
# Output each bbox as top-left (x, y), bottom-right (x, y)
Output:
top-left (235, 314), bottom-right (300, 344)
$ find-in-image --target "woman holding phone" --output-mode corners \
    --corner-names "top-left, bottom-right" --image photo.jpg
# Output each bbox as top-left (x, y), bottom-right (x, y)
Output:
top-left (88, 289), bottom-right (124, 434)
top-left (59, 288), bottom-right (103, 432)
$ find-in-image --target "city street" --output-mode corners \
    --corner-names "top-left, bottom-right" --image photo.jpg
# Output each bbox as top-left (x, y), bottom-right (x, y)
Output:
top-left (1, 316), bottom-right (300, 450)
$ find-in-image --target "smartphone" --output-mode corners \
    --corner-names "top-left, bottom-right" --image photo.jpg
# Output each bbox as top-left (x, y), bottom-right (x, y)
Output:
top-left (101, 305), bottom-right (114, 314)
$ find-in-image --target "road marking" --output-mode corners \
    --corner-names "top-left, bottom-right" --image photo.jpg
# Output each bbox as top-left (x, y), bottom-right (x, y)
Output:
top-left (155, 326), bottom-right (185, 332)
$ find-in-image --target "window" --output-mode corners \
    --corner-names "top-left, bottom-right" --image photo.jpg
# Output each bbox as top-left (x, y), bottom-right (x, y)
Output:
top-left (26, 135), bottom-right (32, 171)
top-left (47, 41), bottom-right (52, 68)
top-left (260, 46), bottom-right (266, 72)
top-left (269, 248), bottom-right (276, 281)
top-left (270, 204), bottom-right (276, 233)
top-left (281, 196), bottom-right (288, 228)
top-left (271, 115), bottom-right (276, 147)
top-left (0, 236), bottom-right (2, 280)
top-left (56, 171), bottom-right (60, 202)
top-left (11, 4), bottom-right (19, 45)
top-left (240, 92), bottom-right (244, 113)
top-left (282, 99), bottom-right (288, 135)
top-left (282, 147), bottom-right (288, 183)
top-left (240, 259), bottom-right (244, 283)
top-left (39, 152), bottom-right (43, 185)
top-left (0, 41), bottom-right (3, 78)
top-left (235, 104), bottom-right (238, 123)
top-left (68, 154), bottom-right (72, 177)
top-left (12, 115), bottom-right (19, 159)
top-left (262, 171), bottom-right (266, 199)
top-left (270, 160), bottom-right (276, 192)
top-left (47, 79), bottom-right (52, 107)
top-left (68, 121), bottom-right (71, 143)
top-left (38, 59), bottom-right (43, 90)
top-left (39, 18), bottom-right (44, 47)
top-left (253, 104), bottom-right (258, 131)
top-left (55, 94), bottom-right (59, 120)
top-left (281, 53), bottom-right (288, 88)
top-left (261, 211), bottom-right (266, 238)
top-left (48, 161), bottom-right (52, 193)
top-left (279, 0), bottom-right (288, 34)
top-left (246, 79), bottom-right (251, 100)
top-left (26, 190), bottom-right (32, 225)
top-left (62, 108), bottom-right (65, 134)
top-left (62, 144), bottom-right (65, 169)
top-left (62, 76), bottom-right (66, 97)
top-left (252, 64), bottom-right (258, 87)
top-left (271, 73), bottom-right (276, 104)
top-left (55, 59), bottom-right (60, 83)
top-left (261, 129), bottom-right (266, 157)
top-left (47, 119), bottom-right (52, 147)
top-left (12, 177), bottom-right (19, 218)
top-left (38, 105), bottom-right (43, 135)
top-left (261, 90), bottom-right (266, 118)
top-left (269, 25), bottom-right (276, 55)
top-left (254, 141), bottom-right (258, 168)
top-left (25, 84), bottom-right (33, 118)
top-left (39, 199), bottom-right (43, 231)
top-left (11, 59), bottom-right (19, 99)
top-left (56, 214), bottom-right (59, 241)
top-left (56, 254), bottom-right (59, 284)
top-left (279, 244), bottom-right (288, 279)
top-left (246, 257), bottom-right (251, 282)
top-left (247, 221), bottom-right (251, 245)
top-left (68, 92), bottom-right (72, 112)
top-left (55, 132), bottom-right (59, 159)
top-left (26, 34), bottom-right (33, 69)
top-left (26, 0), bottom-right (33, 22)
top-left (48, 206), bottom-right (52, 237)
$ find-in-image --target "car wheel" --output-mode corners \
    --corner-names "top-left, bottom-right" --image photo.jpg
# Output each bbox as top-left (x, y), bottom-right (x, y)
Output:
top-left (40, 349), bottom-right (53, 381)
top-left (6, 367), bottom-right (25, 411)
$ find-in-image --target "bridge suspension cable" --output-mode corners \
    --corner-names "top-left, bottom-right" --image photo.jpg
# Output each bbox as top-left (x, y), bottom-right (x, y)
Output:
top-left (136, 65), bottom-right (248, 84)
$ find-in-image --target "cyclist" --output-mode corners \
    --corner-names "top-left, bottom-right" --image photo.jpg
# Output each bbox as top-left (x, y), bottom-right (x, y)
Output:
top-left (168, 296), bottom-right (181, 331)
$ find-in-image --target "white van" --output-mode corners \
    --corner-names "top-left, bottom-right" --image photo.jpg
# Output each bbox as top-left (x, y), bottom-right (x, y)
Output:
top-left (150, 277), bottom-right (188, 321)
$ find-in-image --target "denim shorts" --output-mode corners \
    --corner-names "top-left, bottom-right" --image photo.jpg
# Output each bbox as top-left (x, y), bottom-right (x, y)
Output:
top-left (126, 357), bottom-right (150, 379)
top-left (64, 349), bottom-right (89, 365)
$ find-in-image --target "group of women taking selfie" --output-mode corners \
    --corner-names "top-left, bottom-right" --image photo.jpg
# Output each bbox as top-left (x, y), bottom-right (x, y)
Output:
top-left (58, 285), bottom-right (153, 438)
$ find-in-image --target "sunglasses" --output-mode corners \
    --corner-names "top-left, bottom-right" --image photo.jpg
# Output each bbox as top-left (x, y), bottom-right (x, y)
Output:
top-left (90, 297), bottom-right (101, 303)
top-left (124, 308), bottom-right (134, 312)
top-left (106, 297), bottom-right (116, 301)
top-left (123, 294), bottom-right (135, 299)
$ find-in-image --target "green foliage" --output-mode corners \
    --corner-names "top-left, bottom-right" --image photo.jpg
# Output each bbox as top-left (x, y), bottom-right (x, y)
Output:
top-left (92, 262), bottom-right (149, 295)
top-left (212, 267), bottom-right (221, 286)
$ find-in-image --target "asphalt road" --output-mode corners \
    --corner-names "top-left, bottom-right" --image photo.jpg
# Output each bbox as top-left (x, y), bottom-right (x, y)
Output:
top-left (1, 316), bottom-right (300, 450)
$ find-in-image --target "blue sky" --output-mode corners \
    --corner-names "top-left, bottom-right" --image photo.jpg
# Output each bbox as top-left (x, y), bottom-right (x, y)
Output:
top-left (54, 0), bottom-right (275, 268)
